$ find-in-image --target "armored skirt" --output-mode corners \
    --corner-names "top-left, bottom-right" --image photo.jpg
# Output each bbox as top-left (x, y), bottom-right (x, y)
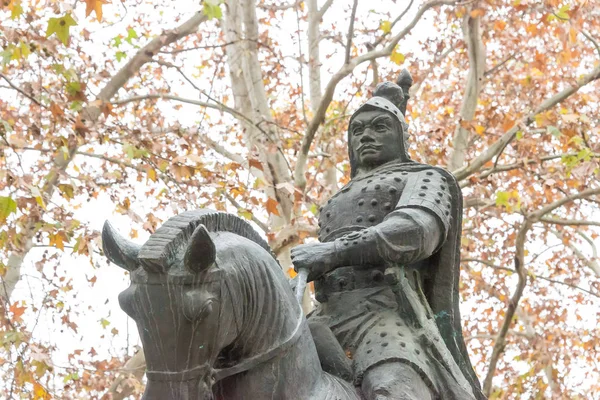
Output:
top-left (308, 272), bottom-right (474, 399)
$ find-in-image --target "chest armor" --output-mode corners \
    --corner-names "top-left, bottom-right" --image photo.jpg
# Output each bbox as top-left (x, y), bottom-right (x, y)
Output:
top-left (318, 165), bottom-right (410, 242)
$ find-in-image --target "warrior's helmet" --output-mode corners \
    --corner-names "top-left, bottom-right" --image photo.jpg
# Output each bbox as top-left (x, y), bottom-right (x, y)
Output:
top-left (348, 69), bottom-right (413, 177)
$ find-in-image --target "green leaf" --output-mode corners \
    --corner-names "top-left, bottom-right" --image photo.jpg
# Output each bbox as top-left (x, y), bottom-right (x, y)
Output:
top-left (125, 28), bottom-right (138, 44)
top-left (515, 130), bottom-right (523, 140)
top-left (556, 4), bottom-right (570, 20)
top-left (63, 372), bottom-right (79, 383)
top-left (58, 184), bottom-right (74, 200)
top-left (202, 0), bottom-right (223, 19)
top-left (65, 81), bottom-right (81, 96)
top-left (0, 196), bottom-right (17, 222)
top-left (46, 13), bottom-right (78, 46)
top-left (495, 191), bottom-right (510, 207)
top-left (112, 35), bottom-right (122, 48)
top-left (547, 126), bottom-right (561, 138)
top-left (123, 143), bottom-right (148, 159)
top-left (115, 51), bottom-right (127, 62)
top-left (0, 119), bottom-right (13, 133)
top-left (0, 49), bottom-right (12, 65)
top-left (99, 318), bottom-right (110, 328)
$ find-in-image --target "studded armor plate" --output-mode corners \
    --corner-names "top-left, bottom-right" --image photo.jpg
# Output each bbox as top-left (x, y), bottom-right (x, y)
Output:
top-left (318, 164), bottom-right (451, 243)
top-left (319, 164), bottom-right (407, 242)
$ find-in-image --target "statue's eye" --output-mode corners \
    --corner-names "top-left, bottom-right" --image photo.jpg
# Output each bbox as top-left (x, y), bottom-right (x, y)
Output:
top-left (375, 124), bottom-right (387, 131)
top-left (352, 126), bottom-right (364, 135)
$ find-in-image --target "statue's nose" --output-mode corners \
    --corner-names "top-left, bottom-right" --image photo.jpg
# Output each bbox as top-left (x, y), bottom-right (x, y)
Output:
top-left (360, 129), bottom-right (375, 142)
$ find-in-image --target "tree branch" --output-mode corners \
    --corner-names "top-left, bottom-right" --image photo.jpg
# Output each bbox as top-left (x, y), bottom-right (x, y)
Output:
top-left (448, 4), bottom-right (486, 171)
top-left (0, 73), bottom-right (46, 108)
top-left (531, 187), bottom-right (600, 220)
top-left (453, 64), bottom-right (600, 181)
top-left (294, 0), bottom-right (457, 190)
top-left (344, 0), bottom-right (359, 65)
top-left (223, 192), bottom-right (269, 233)
top-left (112, 93), bottom-right (252, 125)
top-left (581, 29), bottom-right (600, 59)
top-left (539, 216), bottom-right (600, 227)
top-left (482, 219), bottom-right (529, 395)
top-left (1, 9), bottom-right (208, 302)
top-left (463, 258), bottom-right (599, 298)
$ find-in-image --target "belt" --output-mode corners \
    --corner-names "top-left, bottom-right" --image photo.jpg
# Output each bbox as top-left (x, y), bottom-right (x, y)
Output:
top-left (314, 265), bottom-right (389, 303)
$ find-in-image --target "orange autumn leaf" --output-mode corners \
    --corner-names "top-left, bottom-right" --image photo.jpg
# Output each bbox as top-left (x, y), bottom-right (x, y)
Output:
top-left (265, 198), bottom-right (280, 216)
top-left (84, 0), bottom-right (106, 21)
top-left (9, 302), bottom-right (26, 323)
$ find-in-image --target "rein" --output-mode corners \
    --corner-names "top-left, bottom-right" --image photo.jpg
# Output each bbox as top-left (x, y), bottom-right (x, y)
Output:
top-left (146, 308), bottom-right (306, 383)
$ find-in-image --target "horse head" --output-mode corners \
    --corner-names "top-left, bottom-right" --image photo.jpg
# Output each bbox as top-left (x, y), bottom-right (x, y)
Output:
top-left (102, 211), bottom-right (272, 399)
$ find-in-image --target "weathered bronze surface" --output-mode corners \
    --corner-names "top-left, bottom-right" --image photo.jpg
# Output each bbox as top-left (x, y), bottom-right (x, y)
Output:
top-left (103, 70), bottom-right (486, 399)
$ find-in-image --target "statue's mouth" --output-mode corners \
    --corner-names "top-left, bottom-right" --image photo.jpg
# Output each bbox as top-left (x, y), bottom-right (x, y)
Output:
top-left (358, 144), bottom-right (381, 152)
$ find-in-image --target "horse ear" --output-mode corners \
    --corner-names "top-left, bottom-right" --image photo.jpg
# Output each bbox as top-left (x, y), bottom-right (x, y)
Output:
top-left (185, 224), bottom-right (216, 273)
top-left (102, 221), bottom-right (140, 271)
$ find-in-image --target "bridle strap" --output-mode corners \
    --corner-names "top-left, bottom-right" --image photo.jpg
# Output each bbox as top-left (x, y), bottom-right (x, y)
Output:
top-left (213, 311), bottom-right (305, 382)
top-left (146, 364), bottom-right (213, 382)
top-left (144, 310), bottom-right (306, 384)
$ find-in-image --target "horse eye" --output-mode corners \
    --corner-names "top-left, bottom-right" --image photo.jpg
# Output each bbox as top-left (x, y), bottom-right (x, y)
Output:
top-left (183, 290), bottom-right (216, 321)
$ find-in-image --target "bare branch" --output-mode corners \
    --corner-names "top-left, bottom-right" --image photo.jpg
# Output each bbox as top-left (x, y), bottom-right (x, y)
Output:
top-left (539, 217), bottom-right (600, 227)
top-left (258, 0), bottom-right (302, 11)
top-left (453, 63), bottom-right (600, 181)
top-left (0, 10), bottom-right (209, 302)
top-left (0, 73), bottom-right (46, 108)
top-left (317, 0), bottom-right (334, 19)
top-left (582, 29), bottom-right (600, 59)
top-left (107, 350), bottom-right (146, 400)
top-left (482, 219), bottom-right (529, 395)
top-left (203, 136), bottom-right (245, 165)
top-left (112, 93), bottom-right (252, 125)
top-left (295, 0), bottom-right (457, 189)
top-left (531, 187), bottom-right (600, 220)
top-left (476, 152), bottom-right (600, 180)
top-left (344, 0), bottom-right (359, 65)
top-left (463, 258), bottom-right (599, 298)
top-left (223, 192), bottom-right (269, 233)
top-left (484, 54), bottom-right (515, 77)
top-left (369, 0), bottom-right (415, 48)
top-left (448, 5), bottom-right (486, 171)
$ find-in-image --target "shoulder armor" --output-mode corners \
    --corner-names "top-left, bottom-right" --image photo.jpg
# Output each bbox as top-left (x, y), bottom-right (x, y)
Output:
top-left (395, 169), bottom-right (453, 236)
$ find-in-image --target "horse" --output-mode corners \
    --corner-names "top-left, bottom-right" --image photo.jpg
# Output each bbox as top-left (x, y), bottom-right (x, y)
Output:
top-left (102, 210), bottom-right (359, 400)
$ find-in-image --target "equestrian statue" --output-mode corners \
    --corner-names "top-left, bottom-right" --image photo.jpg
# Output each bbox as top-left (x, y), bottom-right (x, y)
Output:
top-left (102, 70), bottom-right (486, 399)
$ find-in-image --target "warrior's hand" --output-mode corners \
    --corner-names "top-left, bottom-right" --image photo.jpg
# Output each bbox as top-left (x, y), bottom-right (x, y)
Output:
top-left (291, 242), bottom-right (338, 282)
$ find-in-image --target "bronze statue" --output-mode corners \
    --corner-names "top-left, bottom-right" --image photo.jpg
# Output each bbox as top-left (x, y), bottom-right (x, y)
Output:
top-left (291, 71), bottom-right (485, 399)
top-left (103, 210), bottom-right (360, 399)
top-left (102, 70), bottom-right (485, 399)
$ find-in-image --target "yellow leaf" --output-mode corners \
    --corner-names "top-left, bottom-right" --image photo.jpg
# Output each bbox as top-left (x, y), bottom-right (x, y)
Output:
top-left (475, 125), bottom-right (485, 135)
top-left (390, 47), bottom-right (405, 65)
top-left (380, 20), bottom-right (392, 34)
top-left (33, 382), bottom-right (50, 399)
top-left (147, 167), bottom-right (157, 182)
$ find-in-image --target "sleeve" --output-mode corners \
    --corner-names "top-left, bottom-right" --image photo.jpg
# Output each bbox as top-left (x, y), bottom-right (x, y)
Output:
top-left (331, 169), bottom-right (452, 268)
top-left (395, 169), bottom-right (453, 240)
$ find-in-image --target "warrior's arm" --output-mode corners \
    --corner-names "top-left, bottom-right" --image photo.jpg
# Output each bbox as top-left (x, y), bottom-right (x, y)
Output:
top-left (332, 169), bottom-right (452, 268)
top-left (292, 170), bottom-right (454, 280)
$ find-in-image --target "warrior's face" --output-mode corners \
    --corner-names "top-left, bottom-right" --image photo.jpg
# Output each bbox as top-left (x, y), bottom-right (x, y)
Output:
top-left (349, 110), bottom-right (404, 171)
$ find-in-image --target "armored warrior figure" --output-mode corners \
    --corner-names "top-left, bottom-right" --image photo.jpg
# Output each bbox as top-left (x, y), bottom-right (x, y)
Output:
top-left (291, 71), bottom-right (486, 400)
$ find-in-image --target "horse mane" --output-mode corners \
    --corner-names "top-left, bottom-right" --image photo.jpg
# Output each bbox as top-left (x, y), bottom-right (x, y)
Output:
top-left (137, 209), bottom-right (274, 273)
